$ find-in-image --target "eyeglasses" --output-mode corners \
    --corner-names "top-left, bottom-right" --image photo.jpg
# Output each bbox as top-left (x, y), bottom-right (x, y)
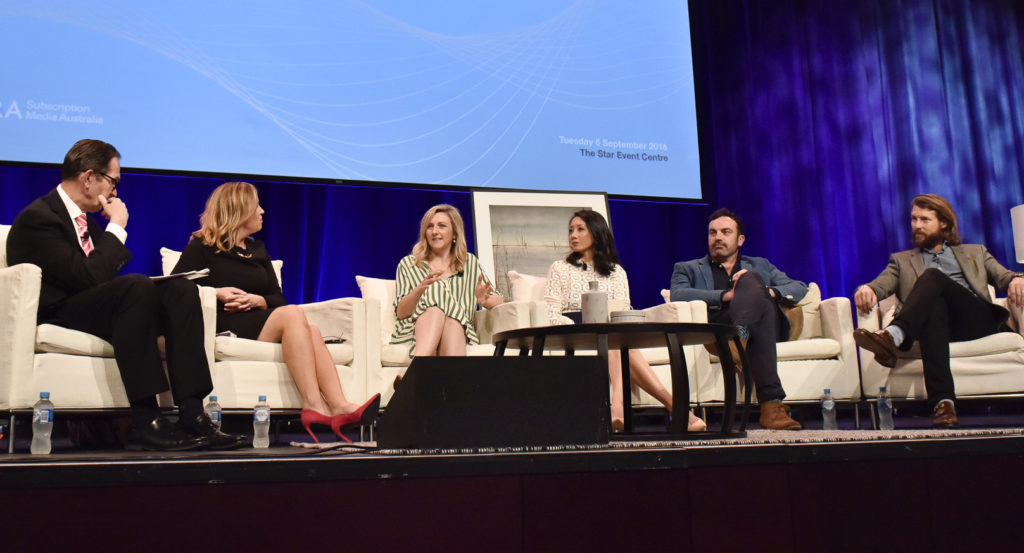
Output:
top-left (95, 171), bottom-right (120, 191)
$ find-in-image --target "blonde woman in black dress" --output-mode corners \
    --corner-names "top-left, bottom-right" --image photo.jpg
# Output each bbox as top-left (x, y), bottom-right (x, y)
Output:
top-left (174, 181), bottom-right (379, 443)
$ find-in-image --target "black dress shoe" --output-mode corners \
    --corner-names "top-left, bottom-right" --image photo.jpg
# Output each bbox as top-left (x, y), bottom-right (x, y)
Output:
top-left (178, 412), bottom-right (250, 450)
top-left (125, 415), bottom-right (206, 451)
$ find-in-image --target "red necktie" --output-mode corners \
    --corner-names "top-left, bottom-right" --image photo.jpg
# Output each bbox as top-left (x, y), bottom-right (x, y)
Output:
top-left (74, 214), bottom-right (94, 256)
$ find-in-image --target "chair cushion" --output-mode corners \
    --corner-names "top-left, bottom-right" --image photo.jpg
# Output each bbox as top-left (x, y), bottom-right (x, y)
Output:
top-left (35, 324), bottom-right (115, 357)
top-left (776, 337), bottom-right (841, 361)
top-left (508, 270), bottom-right (547, 302)
top-left (355, 275), bottom-right (398, 343)
top-left (707, 338), bottom-right (841, 364)
top-left (894, 331), bottom-right (1024, 359)
top-left (216, 336), bottom-right (354, 365)
top-left (161, 247), bottom-right (283, 287)
top-left (381, 343), bottom-right (497, 367)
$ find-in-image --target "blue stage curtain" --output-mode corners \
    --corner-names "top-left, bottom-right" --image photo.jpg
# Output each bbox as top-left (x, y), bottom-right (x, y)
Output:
top-left (693, 0), bottom-right (1024, 297)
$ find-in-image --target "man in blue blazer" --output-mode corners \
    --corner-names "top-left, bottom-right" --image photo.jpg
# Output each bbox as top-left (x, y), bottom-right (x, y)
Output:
top-left (671, 208), bottom-right (808, 430)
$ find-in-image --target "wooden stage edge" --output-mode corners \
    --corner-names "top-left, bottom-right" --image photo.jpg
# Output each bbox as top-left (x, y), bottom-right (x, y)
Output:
top-left (3, 434), bottom-right (1024, 551)
top-left (1, 432), bottom-right (1023, 489)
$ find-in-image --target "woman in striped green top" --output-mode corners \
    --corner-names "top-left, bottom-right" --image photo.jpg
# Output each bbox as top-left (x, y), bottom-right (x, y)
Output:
top-left (392, 204), bottom-right (503, 356)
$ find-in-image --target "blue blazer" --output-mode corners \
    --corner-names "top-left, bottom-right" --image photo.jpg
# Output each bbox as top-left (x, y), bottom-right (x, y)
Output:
top-left (670, 255), bottom-right (808, 338)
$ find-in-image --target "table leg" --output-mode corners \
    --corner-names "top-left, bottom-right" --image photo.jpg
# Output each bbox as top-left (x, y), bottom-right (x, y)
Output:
top-left (665, 333), bottom-right (689, 434)
top-left (596, 333), bottom-right (612, 433)
top-left (621, 346), bottom-right (632, 433)
top-left (714, 333), bottom-right (739, 434)
top-left (531, 335), bottom-right (546, 357)
top-left (735, 336), bottom-right (753, 432)
top-left (494, 340), bottom-right (507, 357)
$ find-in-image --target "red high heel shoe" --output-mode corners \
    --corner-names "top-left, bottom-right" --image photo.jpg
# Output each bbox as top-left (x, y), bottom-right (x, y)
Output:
top-left (300, 409), bottom-right (333, 443)
top-left (329, 393), bottom-right (381, 443)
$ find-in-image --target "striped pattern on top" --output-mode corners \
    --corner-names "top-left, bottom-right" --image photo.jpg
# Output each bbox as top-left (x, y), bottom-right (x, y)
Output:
top-left (390, 253), bottom-right (499, 351)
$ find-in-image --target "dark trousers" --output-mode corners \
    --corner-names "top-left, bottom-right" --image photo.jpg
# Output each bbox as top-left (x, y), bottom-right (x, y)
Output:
top-left (892, 268), bottom-right (1008, 403)
top-left (708, 272), bottom-right (786, 402)
top-left (43, 275), bottom-right (213, 405)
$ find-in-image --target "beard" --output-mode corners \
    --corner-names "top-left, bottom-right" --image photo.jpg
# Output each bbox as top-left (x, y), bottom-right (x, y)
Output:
top-left (913, 229), bottom-right (944, 250)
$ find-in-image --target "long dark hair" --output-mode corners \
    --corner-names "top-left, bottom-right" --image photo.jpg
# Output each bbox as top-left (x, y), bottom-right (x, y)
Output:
top-left (565, 210), bottom-right (619, 277)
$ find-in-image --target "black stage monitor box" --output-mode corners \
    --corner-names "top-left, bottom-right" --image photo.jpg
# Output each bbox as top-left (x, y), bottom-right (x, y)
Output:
top-left (377, 356), bottom-right (610, 449)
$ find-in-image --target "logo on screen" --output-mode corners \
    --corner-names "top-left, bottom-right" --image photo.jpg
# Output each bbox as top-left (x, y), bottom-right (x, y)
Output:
top-left (0, 101), bottom-right (22, 119)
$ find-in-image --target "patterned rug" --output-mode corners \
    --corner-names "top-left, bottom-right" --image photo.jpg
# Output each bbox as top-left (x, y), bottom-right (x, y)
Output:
top-left (290, 427), bottom-right (1024, 455)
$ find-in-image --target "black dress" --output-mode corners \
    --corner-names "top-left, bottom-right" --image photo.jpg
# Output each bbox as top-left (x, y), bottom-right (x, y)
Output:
top-left (172, 237), bottom-right (287, 339)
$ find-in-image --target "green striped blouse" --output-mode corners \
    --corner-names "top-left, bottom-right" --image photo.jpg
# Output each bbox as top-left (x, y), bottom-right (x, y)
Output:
top-left (390, 253), bottom-right (499, 350)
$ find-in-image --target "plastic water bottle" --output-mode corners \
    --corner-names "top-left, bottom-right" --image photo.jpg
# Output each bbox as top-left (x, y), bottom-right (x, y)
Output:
top-left (253, 395), bottom-right (270, 448)
top-left (821, 388), bottom-right (837, 431)
top-left (877, 386), bottom-right (895, 430)
top-left (31, 392), bottom-right (55, 454)
top-left (204, 395), bottom-right (222, 429)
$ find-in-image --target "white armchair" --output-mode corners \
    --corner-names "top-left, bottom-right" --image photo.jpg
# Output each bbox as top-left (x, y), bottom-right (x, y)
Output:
top-left (160, 248), bottom-right (372, 411)
top-left (0, 226), bottom-right (217, 453)
top-left (856, 288), bottom-right (1024, 402)
top-left (667, 283), bottom-right (861, 410)
top-left (355, 275), bottom-right (536, 406)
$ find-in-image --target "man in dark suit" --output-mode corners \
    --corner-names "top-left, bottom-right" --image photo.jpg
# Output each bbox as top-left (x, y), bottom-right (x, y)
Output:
top-left (6, 139), bottom-right (246, 450)
top-left (671, 208), bottom-right (808, 430)
top-left (853, 194), bottom-right (1024, 428)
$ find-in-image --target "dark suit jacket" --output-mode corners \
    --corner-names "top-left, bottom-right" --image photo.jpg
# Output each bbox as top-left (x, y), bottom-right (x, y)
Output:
top-left (670, 254), bottom-right (809, 339)
top-left (865, 243), bottom-right (1016, 308)
top-left (670, 254), bottom-right (809, 307)
top-left (6, 188), bottom-right (132, 318)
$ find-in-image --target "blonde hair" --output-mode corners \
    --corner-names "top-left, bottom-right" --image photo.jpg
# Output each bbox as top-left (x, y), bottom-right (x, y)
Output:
top-left (411, 204), bottom-right (467, 272)
top-left (193, 181), bottom-right (260, 253)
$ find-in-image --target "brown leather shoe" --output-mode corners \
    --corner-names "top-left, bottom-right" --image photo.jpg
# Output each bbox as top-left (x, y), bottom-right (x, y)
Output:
top-left (853, 328), bottom-right (899, 368)
top-left (932, 401), bottom-right (959, 428)
top-left (704, 338), bottom-right (746, 374)
top-left (759, 401), bottom-right (802, 430)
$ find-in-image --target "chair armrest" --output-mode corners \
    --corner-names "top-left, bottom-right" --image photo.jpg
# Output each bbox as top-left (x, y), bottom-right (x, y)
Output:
top-left (196, 286), bottom-right (217, 371)
top-left (1001, 298), bottom-right (1024, 336)
top-left (819, 297), bottom-right (854, 341)
top-left (856, 304), bottom-right (882, 332)
top-left (300, 297), bottom-right (365, 342)
top-left (475, 300), bottom-right (536, 343)
top-left (642, 301), bottom-right (702, 323)
top-left (0, 263), bottom-right (42, 410)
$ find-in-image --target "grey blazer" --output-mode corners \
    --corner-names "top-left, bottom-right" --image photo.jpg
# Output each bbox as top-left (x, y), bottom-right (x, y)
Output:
top-left (864, 243), bottom-right (1016, 305)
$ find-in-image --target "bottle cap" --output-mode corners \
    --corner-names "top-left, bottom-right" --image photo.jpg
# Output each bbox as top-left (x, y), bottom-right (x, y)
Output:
top-left (879, 386), bottom-right (888, 393)
top-left (823, 388), bottom-right (831, 394)
top-left (40, 392), bottom-right (50, 399)
top-left (258, 395), bottom-right (267, 401)
top-left (210, 395), bottom-right (218, 401)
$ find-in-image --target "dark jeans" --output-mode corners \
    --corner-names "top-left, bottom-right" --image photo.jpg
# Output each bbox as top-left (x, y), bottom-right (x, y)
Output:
top-left (892, 268), bottom-right (1008, 403)
top-left (43, 275), bottom-right (213, 405)
top-left (708, 272), bottom-right (786, 402)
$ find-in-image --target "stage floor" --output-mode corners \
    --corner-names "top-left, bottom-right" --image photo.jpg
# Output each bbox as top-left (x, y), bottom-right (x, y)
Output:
top-left (3, 426), bottom-right (1023, 489)
top-left (4, 420), bottom-right (1024, 551)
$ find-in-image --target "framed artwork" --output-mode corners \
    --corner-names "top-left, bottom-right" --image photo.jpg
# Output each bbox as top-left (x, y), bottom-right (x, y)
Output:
top-left (471, 190), bottom-right (610, 299)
